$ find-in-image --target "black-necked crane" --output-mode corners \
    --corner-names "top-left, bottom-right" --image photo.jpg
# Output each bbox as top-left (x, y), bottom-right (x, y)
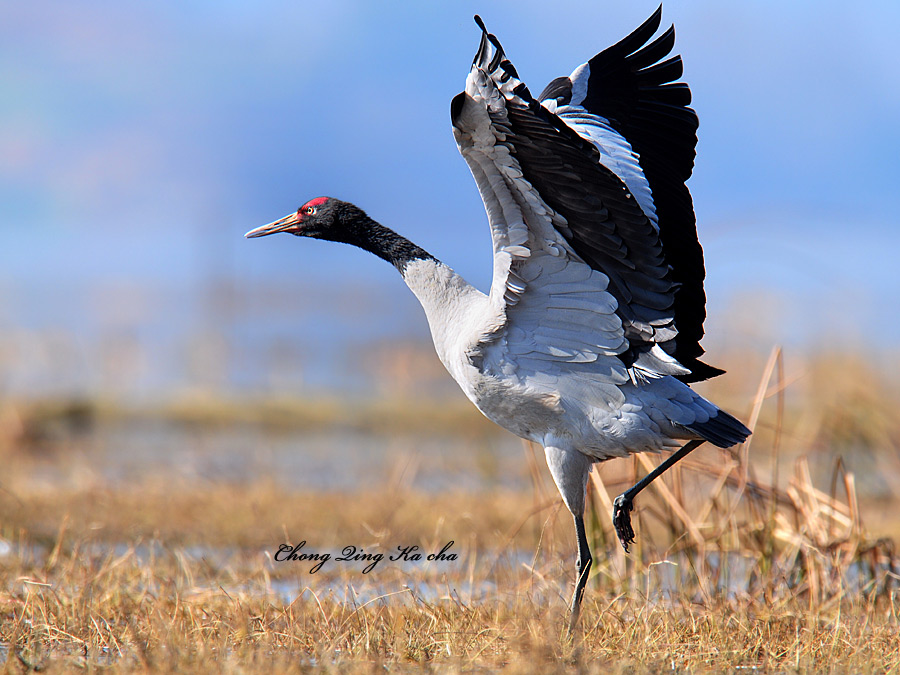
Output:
top-left (246, 8), bottom-right (750, 628)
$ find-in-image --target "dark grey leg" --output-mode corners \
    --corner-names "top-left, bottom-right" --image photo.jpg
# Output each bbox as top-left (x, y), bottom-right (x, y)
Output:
top-left (542, 445), bottom-right (594, 633)
top-left (568, 513), bottom-right (593, 633)
top-left (613, 439), bottom-right (705, 552)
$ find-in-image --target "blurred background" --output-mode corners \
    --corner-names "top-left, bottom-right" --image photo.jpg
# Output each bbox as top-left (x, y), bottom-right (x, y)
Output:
top-left (1, 1), bottom-right (898, 527)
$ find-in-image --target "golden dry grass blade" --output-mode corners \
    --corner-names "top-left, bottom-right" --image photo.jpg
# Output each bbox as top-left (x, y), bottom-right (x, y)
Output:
top-left (634, 453), bottom-right (705, 551)
top-left (719, 345), bottom-right (781, 535)
top-left (588, 469), bottom-right (626, 576)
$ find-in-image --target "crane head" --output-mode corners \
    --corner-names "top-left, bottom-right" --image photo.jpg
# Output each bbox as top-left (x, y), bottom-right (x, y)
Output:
top-left (245, 197), bottom-right (337, 240)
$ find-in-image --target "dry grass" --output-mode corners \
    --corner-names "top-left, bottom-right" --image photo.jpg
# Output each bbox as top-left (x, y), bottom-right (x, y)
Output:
top-left (2, 518), bottom-right (898, 673)
top-left (1, 347), bottom-right (900, 671)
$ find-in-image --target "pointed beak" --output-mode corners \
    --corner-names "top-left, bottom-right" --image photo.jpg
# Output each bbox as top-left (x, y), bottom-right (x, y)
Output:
top-left (244, 212), bottom-right (301, 238)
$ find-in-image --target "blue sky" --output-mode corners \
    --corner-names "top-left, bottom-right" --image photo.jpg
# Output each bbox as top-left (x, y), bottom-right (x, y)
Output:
top-left (0, 1), bottom-right (898, 393)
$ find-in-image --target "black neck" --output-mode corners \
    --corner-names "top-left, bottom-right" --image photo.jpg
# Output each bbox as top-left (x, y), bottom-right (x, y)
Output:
top-left (336, 204), bottom-right (436, 273)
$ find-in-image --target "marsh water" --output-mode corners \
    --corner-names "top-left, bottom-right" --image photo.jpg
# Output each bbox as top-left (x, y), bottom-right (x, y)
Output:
top-left (28, 417), bottom-right (529, 492)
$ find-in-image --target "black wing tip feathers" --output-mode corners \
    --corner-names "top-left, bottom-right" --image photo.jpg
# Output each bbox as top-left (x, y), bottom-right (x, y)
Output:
top-left (475, 16), bottom-right (504, 57)
top-left (621, 4), bottom-right (664, 55)
top-left (470, 14), bottom-right (516, 84)
top-left (677, 359), bottom-right (725, 384)
top-left (648, 5), bottom-right (664, 32)
top-left (627, 5), bottom-right (664, 43)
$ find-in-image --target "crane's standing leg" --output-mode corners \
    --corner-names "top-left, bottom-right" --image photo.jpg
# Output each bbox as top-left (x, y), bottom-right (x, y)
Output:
top-left (570, 512), bottom-right (592, 632)
top-left (613, 439), bottom-right (705, 552)
top-left (543, 445), bottom-right (594, 632)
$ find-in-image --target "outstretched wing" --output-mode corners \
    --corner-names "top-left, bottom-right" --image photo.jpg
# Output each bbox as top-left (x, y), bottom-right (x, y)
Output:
top-left (451, 11), bottom-right (722, 386)
top-left (539, 6), bottom-right (720, 381)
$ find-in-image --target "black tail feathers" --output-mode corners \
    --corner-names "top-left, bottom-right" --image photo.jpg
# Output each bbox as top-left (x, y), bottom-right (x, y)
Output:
top-left (687, 408), bottom-right (751, 448)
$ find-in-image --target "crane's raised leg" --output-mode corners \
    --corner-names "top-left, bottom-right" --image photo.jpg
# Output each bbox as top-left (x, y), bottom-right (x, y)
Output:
top-left (612, 439), bottom-right (705, 552)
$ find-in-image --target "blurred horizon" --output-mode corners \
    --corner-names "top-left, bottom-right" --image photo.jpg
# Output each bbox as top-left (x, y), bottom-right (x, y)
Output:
top-left (1, 1), bottom-right (898, 399)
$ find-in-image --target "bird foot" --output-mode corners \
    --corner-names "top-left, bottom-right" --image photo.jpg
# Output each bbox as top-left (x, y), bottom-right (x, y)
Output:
top-left (613, 494), bottom-right (635, 553)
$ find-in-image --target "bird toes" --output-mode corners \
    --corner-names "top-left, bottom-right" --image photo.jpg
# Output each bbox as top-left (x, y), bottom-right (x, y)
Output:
top-left (612, 494), bottom-right (636, 553)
